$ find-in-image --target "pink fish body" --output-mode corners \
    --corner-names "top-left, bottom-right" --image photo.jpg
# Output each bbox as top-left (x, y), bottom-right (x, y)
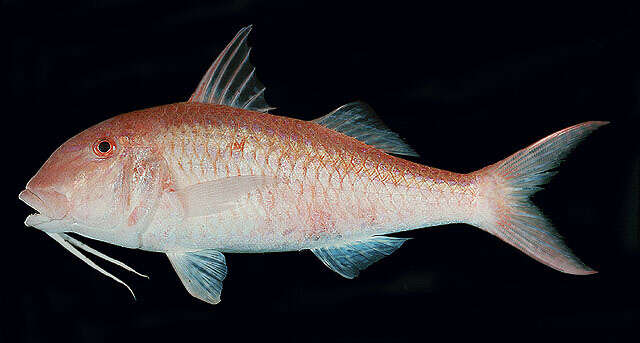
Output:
top-left (88, 102), bottom-right (475, 252)
top-left (19, 26), bottom-right (606, 304)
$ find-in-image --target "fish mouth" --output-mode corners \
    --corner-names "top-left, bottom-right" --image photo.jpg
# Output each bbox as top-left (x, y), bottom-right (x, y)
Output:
top-left (19, 189), bottom-right (71, 231)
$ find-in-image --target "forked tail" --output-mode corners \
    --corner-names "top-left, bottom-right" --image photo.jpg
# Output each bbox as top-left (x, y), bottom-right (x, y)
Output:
top-left (471, 121), bottom-right (608, 275)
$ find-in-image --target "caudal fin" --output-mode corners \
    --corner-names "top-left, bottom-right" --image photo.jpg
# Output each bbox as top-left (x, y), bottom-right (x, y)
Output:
top-left (472, 121), bottom-right (608, 275)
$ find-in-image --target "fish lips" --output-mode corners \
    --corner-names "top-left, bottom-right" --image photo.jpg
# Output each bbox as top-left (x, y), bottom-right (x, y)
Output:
top-left (19, 189), bottom-right (71, 232)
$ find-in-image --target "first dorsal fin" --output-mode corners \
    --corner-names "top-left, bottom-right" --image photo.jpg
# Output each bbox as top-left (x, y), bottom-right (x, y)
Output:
top-left (189, 25), bottom-right (274, 112)
top-left (313, 102), bottom-right (419, 157)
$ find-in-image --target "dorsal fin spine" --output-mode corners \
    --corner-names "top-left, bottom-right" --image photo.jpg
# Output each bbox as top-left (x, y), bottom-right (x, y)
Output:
top-left (246, 87), bottom-right (266, 109)
top-left (192, 27), bottom-right (245, 102)
top-left (188, 25), bottom-right (272, 112)
top-left (223, 47), bottom-right (252, 104)
top-left (210, 30), bottom-right (249, 102)
top-left (231, 64), bottom-right (254, 107)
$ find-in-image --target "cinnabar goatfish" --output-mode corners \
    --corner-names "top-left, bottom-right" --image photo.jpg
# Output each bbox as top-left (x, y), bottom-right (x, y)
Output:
top-left (19, 26), bottom-right (607, 304)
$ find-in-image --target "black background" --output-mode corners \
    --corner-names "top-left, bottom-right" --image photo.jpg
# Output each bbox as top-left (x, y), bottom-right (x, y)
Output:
top-left (4, 1), bottom-right (640, 342)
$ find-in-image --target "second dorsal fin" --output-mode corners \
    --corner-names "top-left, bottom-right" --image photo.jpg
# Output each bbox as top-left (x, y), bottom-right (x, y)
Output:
top-left (313, 102), bottom-right (419, 157)
top-left (188, 25), bottom-right (274, 112)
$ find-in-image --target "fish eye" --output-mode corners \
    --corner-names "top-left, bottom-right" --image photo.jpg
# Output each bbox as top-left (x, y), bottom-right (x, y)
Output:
top-left (92, 138), bottom-right (116, 158)
top-left (98, 141), bottom-right (110, 153)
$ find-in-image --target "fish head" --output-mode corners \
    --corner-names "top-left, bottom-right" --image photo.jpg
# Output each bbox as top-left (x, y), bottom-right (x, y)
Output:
top-left (19, 114), bottom-right (166, 247)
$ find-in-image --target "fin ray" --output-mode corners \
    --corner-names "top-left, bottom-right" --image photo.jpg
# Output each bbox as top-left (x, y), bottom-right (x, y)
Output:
top-left (474, 121), bottom-right (608, 274)
top-left (167, 250), bottom-right (227, 305)
top-left (313, 102), bottom-right (418, 157)
top-left (189, 25), bottom-right (273, 112)
top-left (311, 236), bottom-right (410, 279)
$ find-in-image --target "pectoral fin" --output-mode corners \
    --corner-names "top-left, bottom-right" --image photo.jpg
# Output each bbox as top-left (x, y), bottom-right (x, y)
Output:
top-left (311, 236), bottom-right (410, 279)
top-left (176, 175), bottom-right (276, 218)
top-left (167, 250), bottom-right (227, 305)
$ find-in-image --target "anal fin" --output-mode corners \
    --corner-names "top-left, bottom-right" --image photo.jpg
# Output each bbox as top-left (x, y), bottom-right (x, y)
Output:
top-left (311, 236), bottom-right (410, 279)
top-left (167, 250), bottom-right (228, 305)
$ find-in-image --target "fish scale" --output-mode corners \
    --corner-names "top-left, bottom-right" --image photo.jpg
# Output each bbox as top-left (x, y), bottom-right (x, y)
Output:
top-left (136, 102), bottom-right (480, 254)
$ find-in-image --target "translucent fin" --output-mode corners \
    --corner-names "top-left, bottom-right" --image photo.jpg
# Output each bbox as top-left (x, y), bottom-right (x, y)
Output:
top-left (474, 121), bottom-right (608, 275)
top-left (313, 102), bottom-right (419, 157)
top-left (45, 233), bottom-right (136, 299)
top-left (188, 25), bottom-right (274, 112)
top-left (59, 233), bottom-right (148, 279)
top-left (177, 175), bottom-right (276, 218)
top-left (311, 236), bottom-right (410, 279)
top-left (167, 250), bottom-right (227, 305)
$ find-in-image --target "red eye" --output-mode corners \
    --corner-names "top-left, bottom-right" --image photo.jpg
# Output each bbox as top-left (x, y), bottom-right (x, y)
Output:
top-left (92, 138), bottom-right (116, 158)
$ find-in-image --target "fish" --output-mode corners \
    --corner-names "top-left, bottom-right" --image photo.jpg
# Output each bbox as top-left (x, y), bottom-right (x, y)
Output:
top-left (19, 25), bottom-right (607, 305)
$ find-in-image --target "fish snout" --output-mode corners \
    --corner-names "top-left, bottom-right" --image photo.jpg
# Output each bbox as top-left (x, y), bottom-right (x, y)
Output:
top-left (19, 188), bottom-right (69, 220)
